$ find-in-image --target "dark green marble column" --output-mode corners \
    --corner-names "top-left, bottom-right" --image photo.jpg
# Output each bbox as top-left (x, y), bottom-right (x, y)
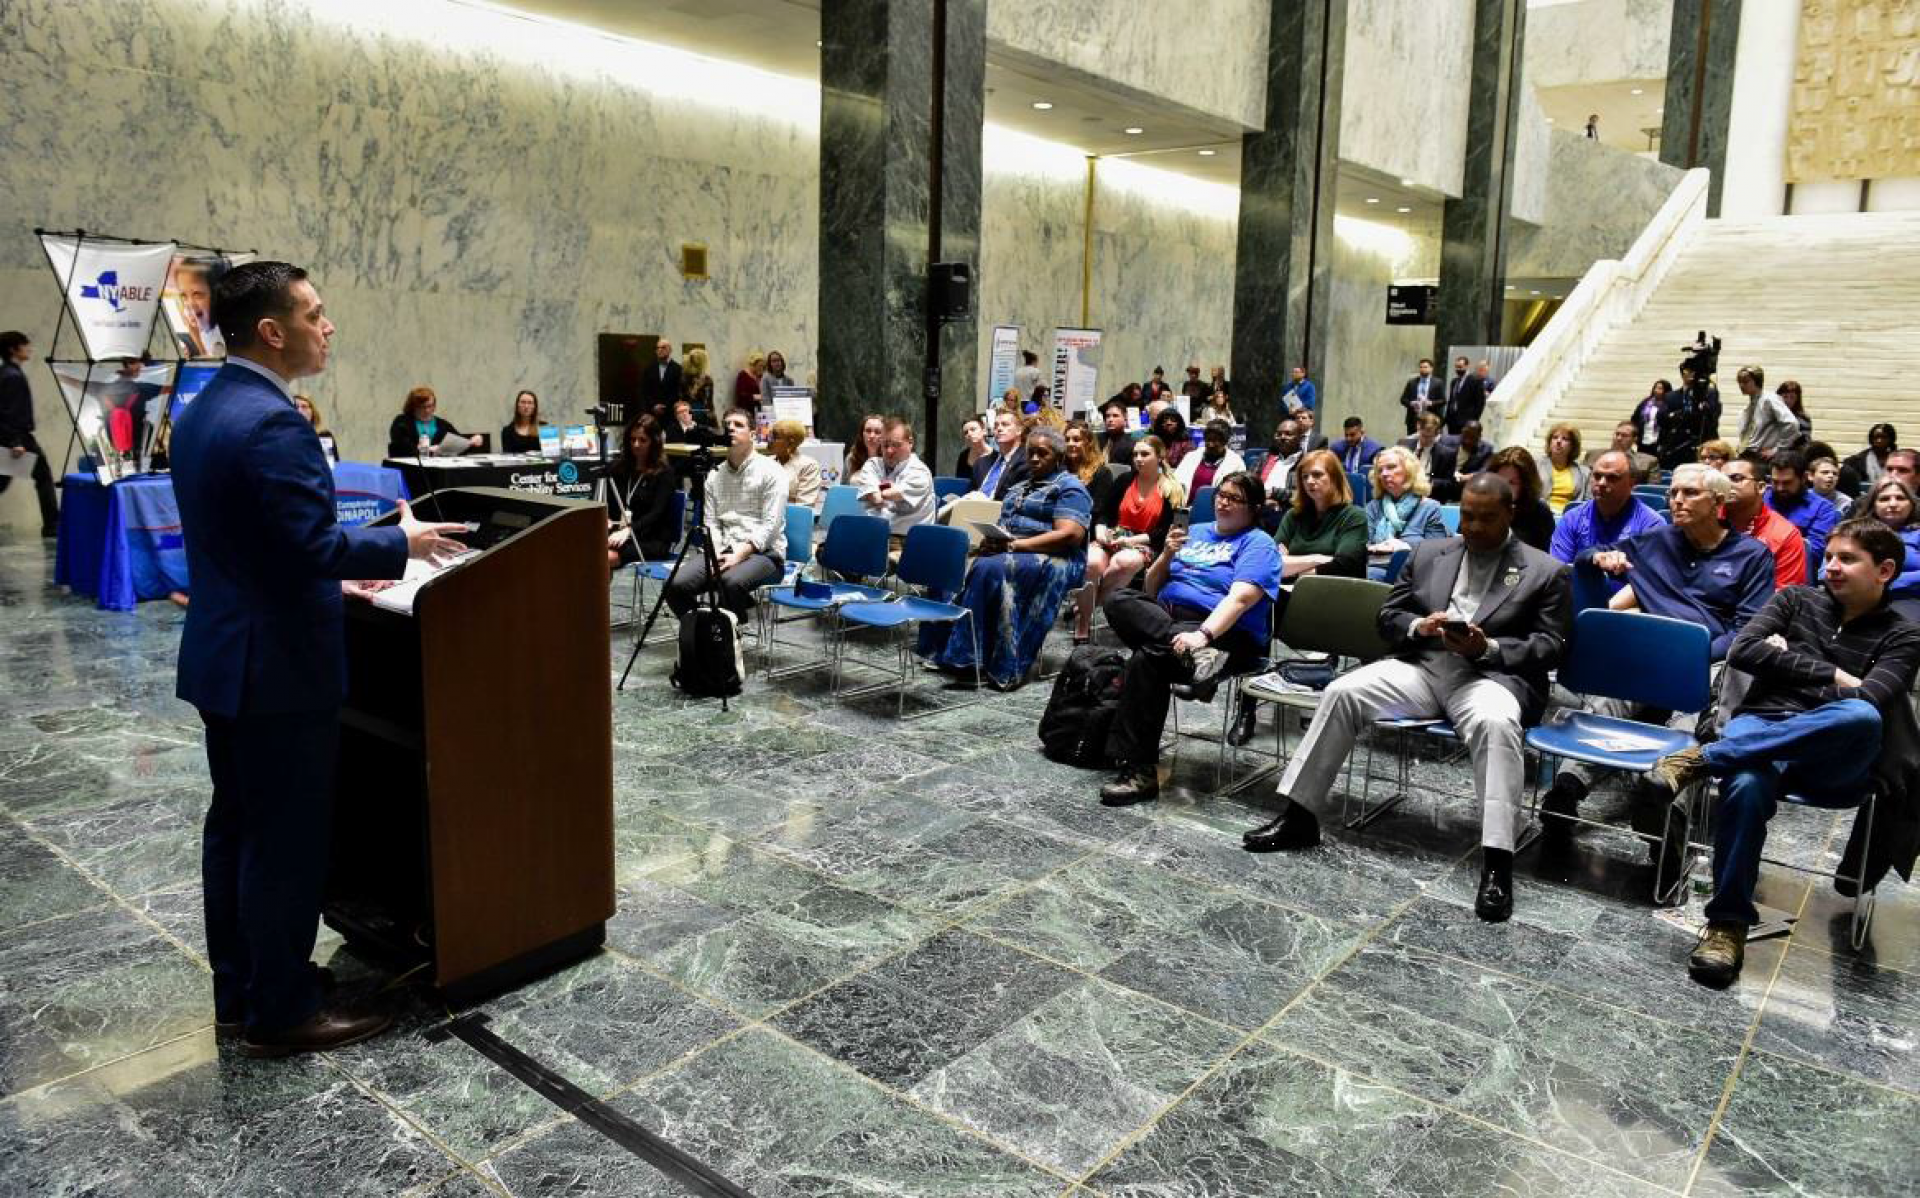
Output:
top-left (817, 0), bottom-right (984, 465)
top-left (1434, 0), bottom-right (1526, 357)
top-left (1230, 0), bottom-right (1346, 437)
top-left (1660, 0), bottom-right (1741, 216)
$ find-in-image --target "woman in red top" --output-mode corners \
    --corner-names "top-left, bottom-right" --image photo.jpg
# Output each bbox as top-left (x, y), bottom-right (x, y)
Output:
top-left (1074, 434), bottom-right (1186, 642)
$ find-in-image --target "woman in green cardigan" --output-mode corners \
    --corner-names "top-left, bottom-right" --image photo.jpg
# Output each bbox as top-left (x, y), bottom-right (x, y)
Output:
top-left (1274, 448), bottom-right (1369, 579)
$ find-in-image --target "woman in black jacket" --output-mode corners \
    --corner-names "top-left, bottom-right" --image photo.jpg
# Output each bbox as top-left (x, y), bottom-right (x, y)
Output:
top-left (499, 389), bottom-right (544, 453)
top-left (605, 414), bottom-right (679, 569)
top-left (387, 385), bottom-right (480, 458)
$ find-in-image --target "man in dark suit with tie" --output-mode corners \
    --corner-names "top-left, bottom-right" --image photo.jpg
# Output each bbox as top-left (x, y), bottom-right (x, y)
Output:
top-left (1339, 416), bottom-right (1383, 474)
top-left (172, 262), bottom-right (465, 1058)
top-left (1445, 355), bottom-right (1488, 434)
top-left (1243, 473), bottom-right (1570, 923)
top-left (1398, 357), bottom-right (1444, 434)
top-left (1428, 420), bottom-right (1493, 502)
top-left (638, 337), bottom-right (683, 422)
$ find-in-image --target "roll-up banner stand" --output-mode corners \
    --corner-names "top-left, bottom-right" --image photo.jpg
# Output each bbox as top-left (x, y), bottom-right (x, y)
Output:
top-left (50, 359), bottom-right (178, 483)
top-left (1049, 327), bottom-right (1102, 417)
top-left (39, 234), bottom-right (176, 363)
top-left (986, 325), bottom-right (1020, 406)
top-left (160, 249), bottom-right (255, 360)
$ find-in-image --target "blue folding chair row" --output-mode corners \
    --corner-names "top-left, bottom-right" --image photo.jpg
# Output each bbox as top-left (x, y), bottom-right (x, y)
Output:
top-left (760, 513), bottom-right (891, 679)
top-left (932, 476), bottom-right (972, 503)
top-left (1190, 486), bottom-right (1215, 526)
top-left (834, 524), bottom-right (980, 717)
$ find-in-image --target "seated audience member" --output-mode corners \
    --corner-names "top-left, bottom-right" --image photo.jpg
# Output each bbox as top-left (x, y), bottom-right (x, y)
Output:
top-left (1363, 445), bottom-right (1448, 581)
top-left (1777, 379), bottom-right (1811, 444)
top-left (1588, 421), bottom-right (1656, 482)
top-left (969, 408), bottom-right (1029, 500)
top-left (1175, 418), bottom-right (1246, 494)
top-left (1487, 446), bottom-right (1556, 553)
top-left (1099, 399), bottom-right (1137, 464)
top-left (1143, 366), bottom-right (1170, 402)
top-left (734, 350), bottom-right (765, 410)
top-left (668, 397), bottom-right (717, 442)
top-left (1199, 387), bottom-right (1237, 425)
top-left (1258, 416), bottom-right (1307, 521)
top-left (1540, 422), bottom-right (1589, 515)
top-left (920, 427), bottom-right (1090, 689)
top-left (953, 415), bottom-right (991, 478)
top-left (292, 394), bottom-right (336, 462)
top-left (1804, 443), bottom-right (1852, 515)
top-left (1065, 418), bottom-right (1113, 514)
top-left (1628, 379), bottom-right (1670, 460)
top-left (1296, 406), bottom-right (1329, 454)
top-left (1698, 438), bottom-right (1734, 472)
top-left (1549, 449), bottom-right (1665, 565)
top-left (1885, 447), bottom-right (1919, 490)
top-left (768, 418), bottom-right (822, 510)
top-left (1655, 517), bottom-right (1920, 987)
top-left (1181, 363), bottom-right (1209, 402)
top-left (1110, 381), bottom-right (1145, 413)
top-left (499, 389), bottom-right (544, 453)
top-left (664, 408), bottom-right (786, 621)
top-left (1097, 471), bottom-right (1282, 805)
top-left (1151, 407), bottom-right (1192, 469)
top-left (1282, 365), bottom-right (1316, 414)
top-left (1244, 474), bottom-right (1571, 923)
top-left (1274, 448), bottom-right (1368, 580)
top-left (387, 385), bottom-right (481, 458)
top-left (1840, 422), bottom-right (1895, 497)
top-left (605, 414), bottom-right (679, 569)
top-left (293, 394), bottom-right (328, 434)
top-left (1078, 435), bottom-right (1183, 641)
top-left (1766, 449), bottom-right (1839, 583)
top-left (1429, 420), bottom-right (1492, 503)
top-left (1338, 416), bottom-right (1382, 474)
top-left (1399, 411), bottom-right (1445, 476)
top-left (1862, 479), bottom-right (1920, 621)
top-left (853, 416), bottom-right (935, 540)
top-left (845, 412), bottom-right (885, 480)
top-left (1540, 463), bottom-right (1775, 836)
top-left (1723, 453), bottom-right (1807, 591)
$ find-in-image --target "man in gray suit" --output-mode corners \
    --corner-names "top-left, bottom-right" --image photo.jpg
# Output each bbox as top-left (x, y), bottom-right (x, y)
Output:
top-left (1242, 474), bottom-right (1571, 922)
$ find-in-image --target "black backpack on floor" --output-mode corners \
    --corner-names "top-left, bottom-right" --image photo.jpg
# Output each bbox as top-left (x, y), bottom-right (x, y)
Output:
top-left (671, 607), bottom-right (744, 700)
top-left (1038, 646), bottom-right (1126, 768)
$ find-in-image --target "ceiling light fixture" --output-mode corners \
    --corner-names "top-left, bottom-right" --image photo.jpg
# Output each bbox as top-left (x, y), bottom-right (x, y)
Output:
top-left (1031, 101), bottom-right (1053, 110)
top-left (1365, 197), bottom-right (1380, 204)
top-left (1197, 148), bottom-right (1216, 156)
top-left (1630, 87), bottom-right (1644, 95)
top-left (1123, 126), bottom-right (1144, 134)
top-left (1395, 206), bottom-right (1411, 213)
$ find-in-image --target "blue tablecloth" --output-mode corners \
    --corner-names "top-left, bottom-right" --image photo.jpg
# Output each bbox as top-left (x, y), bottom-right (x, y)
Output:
top-left (54, 464), bottom-right (409, 612)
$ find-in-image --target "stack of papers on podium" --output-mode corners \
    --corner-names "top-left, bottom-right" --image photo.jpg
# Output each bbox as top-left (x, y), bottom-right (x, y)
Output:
top-left (369, 549), bottom-right (478, 615)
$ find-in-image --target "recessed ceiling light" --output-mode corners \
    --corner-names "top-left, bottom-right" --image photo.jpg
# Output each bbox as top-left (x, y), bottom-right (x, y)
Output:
top-left (1630, 87), bottom-right (1644, 95)
top-left (1123, 126), bottom-right (1144, 135)
top-left (1365, 197), bottom-right (1380, 204)
top-left (1529, 289), bottom-right (1540, 295)
top-left (1545, 117), bottom-right (1555, 124)
top-left (1197, 148), bottom-right (1216, 156)
top-left (1031, 101), bottom-right (1053, 110)
top-left (1505, 285), bottom-right (1515, 290)
top-left (1399, 178), bottom-right (1414, 186)
top-left (815, 40), bottom-right (822, 47)
top-left (1395, 206), bottom-right (1411, 213)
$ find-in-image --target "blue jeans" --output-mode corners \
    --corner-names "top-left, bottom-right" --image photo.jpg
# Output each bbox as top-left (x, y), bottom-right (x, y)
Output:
top-left (1701, 700), bottom-right (1881, 926)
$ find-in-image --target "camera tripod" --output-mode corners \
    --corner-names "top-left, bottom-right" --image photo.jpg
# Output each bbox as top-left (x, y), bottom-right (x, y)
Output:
top-left (617, 446), bottom-right (730, 702)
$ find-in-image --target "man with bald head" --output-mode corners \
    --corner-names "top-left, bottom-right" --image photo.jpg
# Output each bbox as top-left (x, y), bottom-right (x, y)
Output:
top-left (1242, 473), bottom-right (1571, 924)
top-left (1550, 449), bottom-right (1666, 566)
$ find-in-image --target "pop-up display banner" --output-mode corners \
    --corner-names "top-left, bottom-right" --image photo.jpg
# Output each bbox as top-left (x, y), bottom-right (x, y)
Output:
top-left (986, 324), bottom-right (1020, 405)
top-left (1049, 326), bottom-right (1102, 416)
top-left (160, 249), bottom-right (254, 360)
top-left (50, 359), bottom-right (178, 483)
top-left (39, 234), bottom-right (176, 362)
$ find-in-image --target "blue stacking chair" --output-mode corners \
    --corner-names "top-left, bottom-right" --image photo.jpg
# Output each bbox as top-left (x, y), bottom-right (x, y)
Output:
top-left (818, 485), bottom-right (863, 539)
top-left (1382, 547), bottom-right (1411, 583)
top-left (1634, 486), bottom-right (1670, 513)
top-left (1439, 504), bottom-right (1460, 534)
top-left (1190, 486), bottom-right (1216, 525)
top-left (622, 489), bottom-right (689, 642)
top-left (834, 524), bottom-right (977, 717)
top-left (1348, 470), bottom-right (1372, 505)
top-left (932, 476), bottom-right (972, 503)
top-left (1525, 608), bottom-right (1712, 903)
top-left (761, 514), bottom-right (891, 678)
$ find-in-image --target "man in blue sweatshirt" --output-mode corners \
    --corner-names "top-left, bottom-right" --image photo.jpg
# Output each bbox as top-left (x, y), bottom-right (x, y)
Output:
top-left (1549, 450), bottom-right (1666, 567)
top-left (1765, 449), bottom-right (1838, 583)
top-left (1539, 462), bottom-right (1776, 845)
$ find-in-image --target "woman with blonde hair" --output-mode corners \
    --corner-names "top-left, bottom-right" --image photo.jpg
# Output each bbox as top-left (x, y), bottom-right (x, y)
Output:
top-left (681, 347), bottom-right (715, 413)
top-left (734, 350), bottom-right (765, 408)
top-left (1076, 433), bottom-right (1184, 641)
top-left (1063, 418), bottom-right (1112, 512)
top-left (1540, 422), bottom-right (1589, 514)
top-left (1697, 438), bottom-right (1735, 470)
top-left (1363, 444), bottom-right (1447, 581)
top-left (1274, 448), bottom-right (1367, 579)
top-left (768, 418), bottom-right (822, 509)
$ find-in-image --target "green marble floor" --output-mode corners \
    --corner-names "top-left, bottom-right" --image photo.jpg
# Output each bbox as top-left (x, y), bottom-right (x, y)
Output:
top-left (1, 534), bottom-right (1917, 1197)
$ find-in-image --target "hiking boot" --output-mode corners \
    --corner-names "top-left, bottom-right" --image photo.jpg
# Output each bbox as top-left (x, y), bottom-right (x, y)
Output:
top-left (1185, 645), bottom-right (1227, 688)
top-left (1688, 921), bottom-right (1747, 989)
top-left (1100, 767), bottom-right (1160, 807)
top-left (1649, 745), bottom-right (1710, 796)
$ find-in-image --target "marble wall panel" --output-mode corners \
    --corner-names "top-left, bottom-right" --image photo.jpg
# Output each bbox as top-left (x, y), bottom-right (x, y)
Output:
top-left (1340, 0), bottom-right (1476, 197)
top-left (1509, 130), bottom-right (1683, 278)
top-left (985, 0), bottom-right (1270, 130)
top-left (1323, 225), bottom-right (1441, 438)
top-left (1524, 0), bottom-right (1672, 89)
top-left (1509, 82), bottom-right (1552, 228)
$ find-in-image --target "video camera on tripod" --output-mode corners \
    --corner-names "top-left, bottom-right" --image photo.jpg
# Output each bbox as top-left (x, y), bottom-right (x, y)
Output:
top-left (1680, 331), bottom-right (1721, 379)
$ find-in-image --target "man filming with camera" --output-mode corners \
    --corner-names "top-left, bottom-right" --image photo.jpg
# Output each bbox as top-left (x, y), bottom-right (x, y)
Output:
top-left (664, 407), bottom-right (785, 622)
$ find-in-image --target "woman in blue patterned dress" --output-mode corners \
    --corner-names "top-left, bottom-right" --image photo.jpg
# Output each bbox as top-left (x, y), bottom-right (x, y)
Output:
top-left (921, 427), bottom-right (1091, 689)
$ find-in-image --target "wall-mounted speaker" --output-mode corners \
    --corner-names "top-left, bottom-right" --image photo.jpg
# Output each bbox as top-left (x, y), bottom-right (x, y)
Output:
top-left (929, 261), bottom-right (971, 320)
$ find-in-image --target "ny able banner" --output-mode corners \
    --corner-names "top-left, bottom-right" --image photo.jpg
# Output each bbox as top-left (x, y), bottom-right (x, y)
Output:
top-left (161, 250), bottom-right (254, 360)
top-left (986, 324), bottom-right (1020, 405)
top-left (39, 235), bottom-right (177, 362)
top-left (1049, 327), bottom-right (1102, 416)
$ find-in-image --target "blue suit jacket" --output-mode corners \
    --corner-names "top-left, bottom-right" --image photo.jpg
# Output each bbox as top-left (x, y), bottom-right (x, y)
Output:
top-left (1339, 437), bottom-right (1383, 473)
top-left (172, 362), bottom-right (408, 717)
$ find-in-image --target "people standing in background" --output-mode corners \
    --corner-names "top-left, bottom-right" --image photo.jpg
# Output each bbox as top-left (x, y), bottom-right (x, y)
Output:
top-left (845, 412), bottom-right (885, 479)
top-left (954, 415), bottom-right (992, 478)
top-left (1841, 423), bottom-right (1896, 498)
top-left (1678, 363), bottom-right (1721, 443)
top-left (1013, 350), bottom-right (1043, 401)
top-left (768, 418), bottom-right (823, 511)
top-left (1585, 113), bottom-right (1599, 139)
top-left (1398, 357), bottom-right (1443, 434)
top-left (1487, 445), bottom-right (1555, 553)
top-left (681, 347), bottom-right (715, 419)
top-left (1208, 364), bottom-right (1230, 396)
top-left (1776, 380), bottom-right (1811, 446)
top-left (757, 350), bottom-right (795, 411)
top-left (1448, 358), bottom-right (1490, 433)
top-left (1539, 423), bottom-right (1590, 515)
top-left (639, 337), bottom-right (682, 423)
top-left (734, 350), bottom-right (765, 410)
top-left (1628, 379), bottom-right (1669, 460)
top-left (1180, 363), bottom-right (1210, 403)
top-left (499, 389), bottom-right (543, 453)
top-left (1282, 364), bottom-right (1316, 414)
top-left (605, 413), bottom-right (678, 568)
top-left (0, 331), bottom-right (61, 537)
top-left (1144, 366), bottom-right (1171, 403)
top-left (386, 386), bottom-right (481, 459)
top-left (1734, 365), bottom-right (1798, 460)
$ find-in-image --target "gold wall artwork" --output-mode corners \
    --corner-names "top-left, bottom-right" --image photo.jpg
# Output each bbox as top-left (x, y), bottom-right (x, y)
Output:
top-left (1786, 0), bottom-right (1920, 184)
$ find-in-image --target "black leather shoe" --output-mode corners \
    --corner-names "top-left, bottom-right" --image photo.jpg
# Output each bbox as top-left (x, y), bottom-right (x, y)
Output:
top-left (218, 966), bottom-right (340, 1039)
top-left (1226, 701), bottom-right (1260, 747)
top-left (240, 1003), bottom-right (394, 1059)
top-left (1242, 804), bottom-right (1321, 852)
top-left (1100, 768), bottom-right (1160, 807)
top-left (1539, 775), bottom-right (1587, 849)
top-left (1475, 857), bottom-right (1514, 924)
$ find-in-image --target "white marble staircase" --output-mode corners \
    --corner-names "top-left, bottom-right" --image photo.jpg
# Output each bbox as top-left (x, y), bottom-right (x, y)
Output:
top-left (1548, 210), bottom-right (1920, 459)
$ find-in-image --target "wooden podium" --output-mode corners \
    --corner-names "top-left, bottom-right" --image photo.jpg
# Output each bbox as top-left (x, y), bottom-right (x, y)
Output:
top-left (327, 487), bottom-right (614, 1004)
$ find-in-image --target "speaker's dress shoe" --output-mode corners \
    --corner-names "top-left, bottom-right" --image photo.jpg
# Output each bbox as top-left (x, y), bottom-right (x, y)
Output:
top-left (1242, 803), bottom-right (1321, 851)
top-left (1474, 865), bottom-right (1513, 923)
top-left (1100, 768), bottom-right (1160, 807)
top-left (240, 1004), bottom-right (394, 1059)
top-left (216, 966), bottom-right (338, 1038)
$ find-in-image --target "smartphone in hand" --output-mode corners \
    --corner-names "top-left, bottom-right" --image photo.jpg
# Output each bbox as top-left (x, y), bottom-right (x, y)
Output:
top-left (1440, 618), bottom-right (1472, 637)
top-left (1172, 507), bottom-right (1192, 530)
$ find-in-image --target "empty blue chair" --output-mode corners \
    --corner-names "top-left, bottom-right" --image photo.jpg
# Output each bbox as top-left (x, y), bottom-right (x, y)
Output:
top-left (1383, 547), bottom-right (1411, 583)
top-left (1348, 470), bottom-right (1371, 505)
top-left (932, 476), bottom-right (971, 503)
top-left (762, 514), bottom-right (891, 678)
top-left (819, 485), bottom-right (863, 538)
top-left (1190, 486), bottom-right (1216, 526)
top-left (1439, 504), bottom-right (1460, 534)
top-left (835, 524), bottom-right (977, 716)
top-left (1242, 447), bottom-right (1268, 475)
top-left (622, 489), bottom-right (690, 641)
top-left (1635, 486), bottom-right (1670, 513)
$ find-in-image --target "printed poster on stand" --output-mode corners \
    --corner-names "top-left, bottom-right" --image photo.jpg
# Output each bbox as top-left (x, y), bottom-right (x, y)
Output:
top-left (1049, 327), bottom-right (1102, 417)
top-left (50, 359), bottom-right (178, 482)
top-left (985, 325), bottom-right (1020, 405)
top-left (39, 234), bottom-right (176, 362)
top-left (160, 250), bottom-right (255, 360)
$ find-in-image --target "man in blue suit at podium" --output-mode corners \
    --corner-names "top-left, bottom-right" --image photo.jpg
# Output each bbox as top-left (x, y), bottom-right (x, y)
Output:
top-left (172, 261), bottom-right (464, 1058)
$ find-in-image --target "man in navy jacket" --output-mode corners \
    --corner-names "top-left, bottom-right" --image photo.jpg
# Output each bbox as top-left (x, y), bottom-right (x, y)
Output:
top-left (172, 261), bottom-right (463, 1058)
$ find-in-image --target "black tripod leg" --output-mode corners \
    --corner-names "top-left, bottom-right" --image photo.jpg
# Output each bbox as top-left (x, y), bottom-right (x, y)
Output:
top-left (619, 536), bottom-right (697, 691)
